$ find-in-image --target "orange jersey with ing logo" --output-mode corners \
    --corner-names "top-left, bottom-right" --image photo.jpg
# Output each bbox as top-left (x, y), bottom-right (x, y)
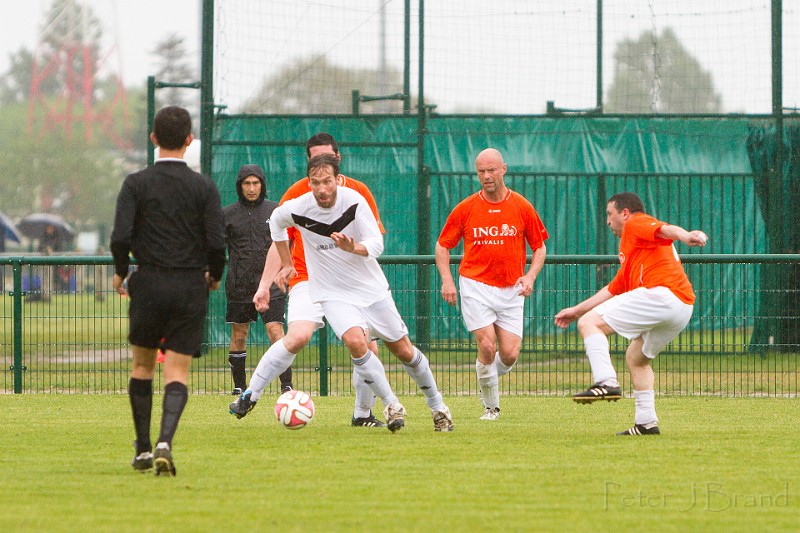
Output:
top-left (437, 189), bottom-right (548, 288)
top-left (279, 175), bottom-right (385, 288)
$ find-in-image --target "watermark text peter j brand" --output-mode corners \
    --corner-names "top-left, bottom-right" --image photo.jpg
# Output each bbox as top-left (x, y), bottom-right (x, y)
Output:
top-left (604, 481), bottom-right (790, 512)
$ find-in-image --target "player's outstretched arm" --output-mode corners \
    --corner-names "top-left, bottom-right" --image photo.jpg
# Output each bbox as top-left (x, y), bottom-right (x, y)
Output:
top-left (657, 225), bottom-right (708, 247)
top-left (554, 286), bottom-right (614, 329)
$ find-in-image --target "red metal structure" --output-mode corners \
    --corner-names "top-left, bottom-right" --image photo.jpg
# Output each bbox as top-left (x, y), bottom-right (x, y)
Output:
top-left (27, 5), bottom-right (130, 150)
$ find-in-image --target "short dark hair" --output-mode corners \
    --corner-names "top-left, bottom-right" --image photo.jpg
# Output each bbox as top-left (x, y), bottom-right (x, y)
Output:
top-left (153, 106), bottom-right (191, 150)
top-left (306, 132), bottom-right (339, 158)
top-left (307, 153), bottom-right (340, 179)
top-left (608, 192), bottom-right (645, 214)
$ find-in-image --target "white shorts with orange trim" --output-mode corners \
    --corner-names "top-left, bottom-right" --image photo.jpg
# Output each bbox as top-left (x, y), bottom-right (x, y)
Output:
top-left (458, 276), bottom-right (524, 337)
top-left (321, 296), bottom-right (409, 343)
top-left (594, 286), bottom-right (693, 359)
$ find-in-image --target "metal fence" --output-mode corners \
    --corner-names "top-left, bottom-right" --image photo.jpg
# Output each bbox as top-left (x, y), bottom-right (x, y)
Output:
top-left (1, 255), bottom-right (797, 397)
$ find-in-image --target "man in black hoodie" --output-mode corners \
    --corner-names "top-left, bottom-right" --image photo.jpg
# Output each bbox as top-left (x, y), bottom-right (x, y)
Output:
top-left (223, 164), bottom-right (292, 396)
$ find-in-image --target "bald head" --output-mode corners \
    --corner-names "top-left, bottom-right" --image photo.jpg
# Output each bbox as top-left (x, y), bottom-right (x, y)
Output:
top-left (476, 148), bottom-right (505, 167)
top-left (475, 148), bottom-right (508, 200)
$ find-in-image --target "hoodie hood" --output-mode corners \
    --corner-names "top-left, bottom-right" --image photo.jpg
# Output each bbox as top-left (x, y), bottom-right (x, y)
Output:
top-left (236, 164), bottom-right (267, 205)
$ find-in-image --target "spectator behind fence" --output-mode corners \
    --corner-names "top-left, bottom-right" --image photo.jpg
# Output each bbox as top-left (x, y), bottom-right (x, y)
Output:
top-left (223, 164), bottom-right (293, 396)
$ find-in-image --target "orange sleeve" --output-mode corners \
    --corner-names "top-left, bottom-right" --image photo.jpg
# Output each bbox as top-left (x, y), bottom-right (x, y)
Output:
top-left (347, 180), bottom-right (386, 234)
top-left (437, 197), bottom-right (472, 249)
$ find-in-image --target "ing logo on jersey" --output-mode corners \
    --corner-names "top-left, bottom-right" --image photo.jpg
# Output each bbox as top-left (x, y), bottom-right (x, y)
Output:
top-left (472, 225), bottom-right (518, 238)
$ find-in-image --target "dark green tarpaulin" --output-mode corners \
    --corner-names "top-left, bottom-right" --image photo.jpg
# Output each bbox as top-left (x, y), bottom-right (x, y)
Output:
top-left (746, 122), bottom-right (800, 350)
top-left (208, 115), bottom-right (773, 346)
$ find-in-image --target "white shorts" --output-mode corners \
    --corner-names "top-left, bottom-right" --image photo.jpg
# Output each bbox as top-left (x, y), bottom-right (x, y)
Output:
top-left (287, 282), bottom-right (325, 330)
top-left (595, 286), bottom-right (693, 359)
top-left (321, 295), bottom-right (409, 343)
top-left (459, 276), bottom-right (524, 337)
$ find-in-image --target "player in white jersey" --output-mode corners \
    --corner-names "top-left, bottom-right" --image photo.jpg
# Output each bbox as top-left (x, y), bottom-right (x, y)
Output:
top-left (231, 153), bottom-right (454, 432)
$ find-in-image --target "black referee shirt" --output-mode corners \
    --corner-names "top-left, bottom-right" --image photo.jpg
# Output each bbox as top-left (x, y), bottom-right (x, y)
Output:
top-left (110, 159), bottom-right (226, 280)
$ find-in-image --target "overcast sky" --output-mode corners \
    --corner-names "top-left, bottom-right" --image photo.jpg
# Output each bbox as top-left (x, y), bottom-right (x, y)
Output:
top-left (1, 1), bottom-right (797, 113)
top-left (0, 0), bottom-right (201, 89)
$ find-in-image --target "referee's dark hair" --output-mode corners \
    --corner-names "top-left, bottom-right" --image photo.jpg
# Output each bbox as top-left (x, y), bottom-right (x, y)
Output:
top-left (153, 106), bottom-right (192, 150)
top-left (306, 132), bottom-right (340, 158)
top-left (608, 192), bottom-right (645, 214)
top-left (307, 153), bottom-right (340, 178)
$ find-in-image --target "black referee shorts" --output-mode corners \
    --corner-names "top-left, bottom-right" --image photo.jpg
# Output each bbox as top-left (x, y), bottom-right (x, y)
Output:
top-left (127, 268), bottom-right (208, 357)
top-left (226, 292), bottom-right (286, 325)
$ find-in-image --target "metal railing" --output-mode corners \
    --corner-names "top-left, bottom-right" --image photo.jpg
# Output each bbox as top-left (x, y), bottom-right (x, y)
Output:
top-left (1, 255), bottom-right (798, 396)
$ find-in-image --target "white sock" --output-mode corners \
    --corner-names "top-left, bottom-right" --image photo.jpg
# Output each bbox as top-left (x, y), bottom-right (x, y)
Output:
top-left (494, 351), bottom-right (514, 376)
top-left (402, 347), bottom-right (445, 412)
top-left (248, 339), bottom-right (296, 401)
top-left (476, 359), bottom-right (499, 409)
top-left (352, 350), bottom-right (397, 408)
top-left (584, 333), bottom-right (619, 387)
top-left (634, 390), bottom-right (658, 426)
top-left (353, 367), bottom-right (378, 419)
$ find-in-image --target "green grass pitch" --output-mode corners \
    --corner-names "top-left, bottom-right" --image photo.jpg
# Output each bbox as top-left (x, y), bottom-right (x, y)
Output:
top-left (0, 395), bottom-right (796, 532)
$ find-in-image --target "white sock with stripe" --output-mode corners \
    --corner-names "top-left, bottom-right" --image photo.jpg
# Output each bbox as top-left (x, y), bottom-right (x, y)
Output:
top-left (352, 350), bottom-right (398, 408)
top-left (402, 347), bottom-right (445, 412)
top-left (633, 390), bottom-right (658, 426)
top-left (353, 368), bottom-right (378, 419)
top-left (248, 339), bottom-right (296, 401)
top-left (584, 333), bottom-right (619, 387)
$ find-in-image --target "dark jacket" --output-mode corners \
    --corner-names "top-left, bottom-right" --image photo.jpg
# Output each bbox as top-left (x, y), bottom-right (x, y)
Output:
top-left (110, 160), bottom-right (226, 279)
top-left (223, 165), bottom-right (281, 303)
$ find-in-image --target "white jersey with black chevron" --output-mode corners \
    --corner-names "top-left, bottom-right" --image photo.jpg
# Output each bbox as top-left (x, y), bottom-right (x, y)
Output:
top-left (270, 186), bottom-right (389, 306)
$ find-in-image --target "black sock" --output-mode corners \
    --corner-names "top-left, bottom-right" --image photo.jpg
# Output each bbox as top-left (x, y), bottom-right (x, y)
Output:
top-left (228, 351), bottom-right (247, 390)
top-left (128, 377), bottom-right (153, 454)
top-left (279, 366), bottom-right (293, 389)
top-left (157, 381), bottom-right (188, 446)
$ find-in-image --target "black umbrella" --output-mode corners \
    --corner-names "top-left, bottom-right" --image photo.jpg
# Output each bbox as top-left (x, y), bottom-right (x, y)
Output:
top-left (0, 211), bottom-right (21, 243)
top-left (18, 213), bottom-right (75, 243)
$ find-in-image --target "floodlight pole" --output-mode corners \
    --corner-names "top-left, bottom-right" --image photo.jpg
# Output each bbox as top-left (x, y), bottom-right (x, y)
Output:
top-left (200, 0), bottom-right (215, 177)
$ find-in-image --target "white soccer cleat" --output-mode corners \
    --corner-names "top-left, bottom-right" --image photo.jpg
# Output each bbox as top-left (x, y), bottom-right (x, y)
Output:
top-left (480, 407), bottom-right (500, 421)
top-left (383, 402), bottom-right (407, 433)
top-left (433, 406), bottom-right (454, 432)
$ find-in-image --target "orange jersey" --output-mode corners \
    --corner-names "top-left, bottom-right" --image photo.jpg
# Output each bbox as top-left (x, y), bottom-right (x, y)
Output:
top-left (279, 174), bottom-right (385, 288)
top-left (607, 213), bottom-right (696, 304)
top-left (437, 189), bottom-right (548, 288)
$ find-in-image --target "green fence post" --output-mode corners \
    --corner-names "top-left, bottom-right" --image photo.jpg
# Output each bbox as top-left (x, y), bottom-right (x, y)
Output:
top-left (12, 258), bottom-right (24, 394)
top-left (318, 326), bottom-right (329, 396)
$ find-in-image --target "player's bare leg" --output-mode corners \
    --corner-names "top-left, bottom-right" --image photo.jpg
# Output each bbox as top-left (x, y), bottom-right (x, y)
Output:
top-left (618, 337), bottom-right (660, 436)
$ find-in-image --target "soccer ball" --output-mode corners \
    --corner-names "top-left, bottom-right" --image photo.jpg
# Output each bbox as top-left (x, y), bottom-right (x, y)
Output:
top-left (274, 390), bottom-right (315, 430)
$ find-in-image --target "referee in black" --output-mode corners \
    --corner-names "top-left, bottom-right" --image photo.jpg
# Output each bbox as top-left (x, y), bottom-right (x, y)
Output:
top-left (111, 106), bottom-right (226, 477)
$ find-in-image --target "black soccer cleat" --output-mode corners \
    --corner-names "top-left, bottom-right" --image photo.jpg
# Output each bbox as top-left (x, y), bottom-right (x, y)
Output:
top-left (616, 423), bottom-right (661, 436)
top-left (231, 387), bottom-right (244, 396)
top-left (131, 451), bottom-right (153, 472)
top-left (229, 390), bottom-right (257, 419)
top-left (153, 442), bottom-right (176, 477)
top-left (280, 384), bottom-right (293, 394)
top-left (572, 383), bottom-right (622, 404)
top-left (131, 440), bottom-right (153, 472)
top-left (351, 411), bottom-right (387, 428)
